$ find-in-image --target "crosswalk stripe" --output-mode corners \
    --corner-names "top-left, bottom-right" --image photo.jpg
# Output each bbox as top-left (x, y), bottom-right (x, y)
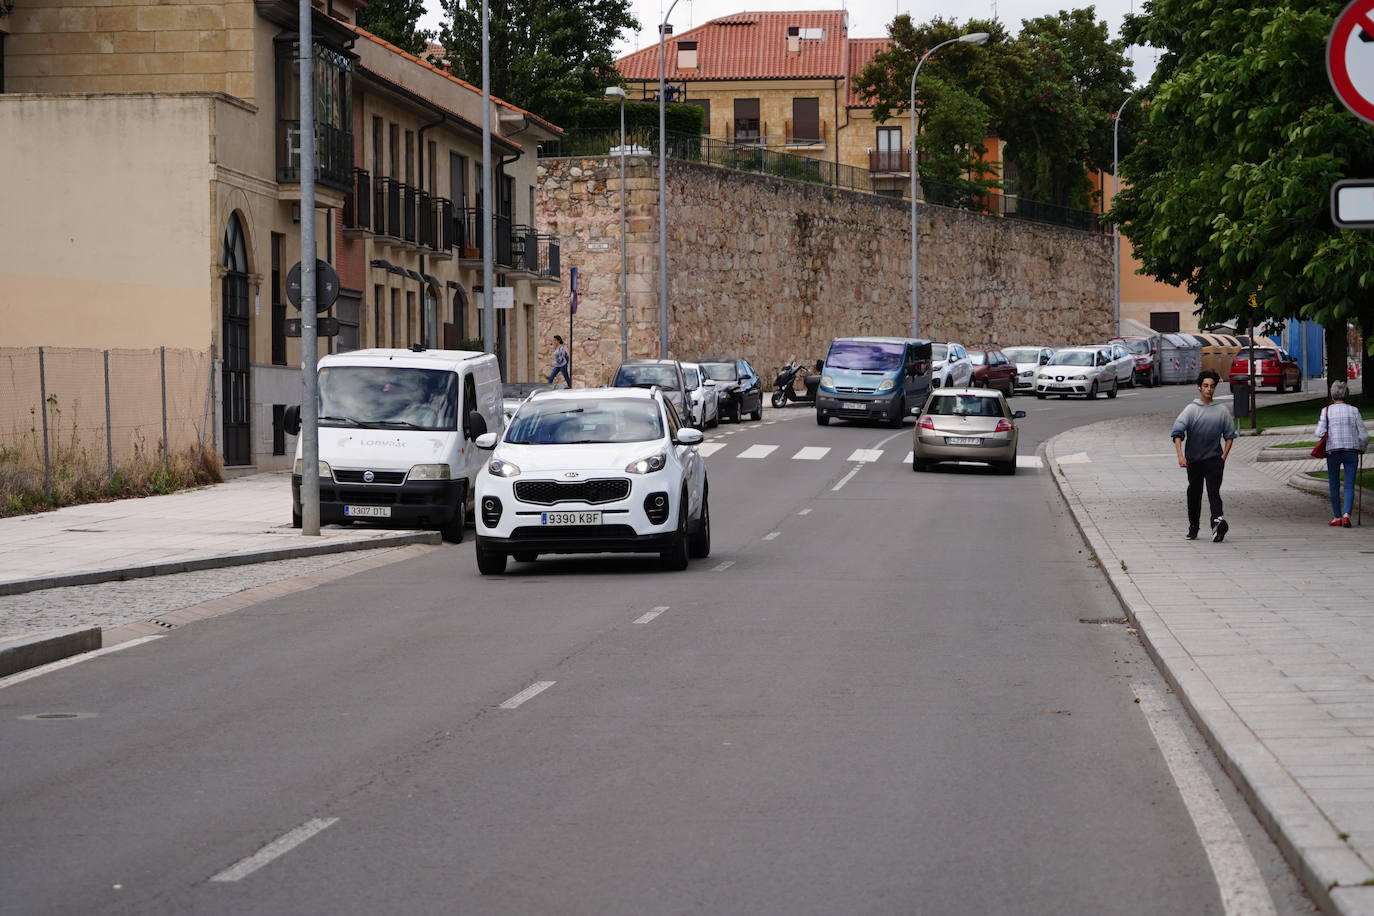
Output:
top-left (697, 442), bottom-right (727, 457)
top-left (738, 444), bottom-right (778, 459)
top-left (792, 446), bottom-right (830, 460)
top-left (847, 448), bottom-right (883, 463)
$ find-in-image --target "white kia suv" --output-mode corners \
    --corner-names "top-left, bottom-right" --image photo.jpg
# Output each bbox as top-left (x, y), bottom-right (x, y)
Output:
top-left (473, 387), bottom-right (710, 574)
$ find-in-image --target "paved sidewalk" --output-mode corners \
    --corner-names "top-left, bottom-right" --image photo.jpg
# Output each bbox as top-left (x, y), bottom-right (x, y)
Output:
top-left (1048, 414), bottom-right (1374, 916)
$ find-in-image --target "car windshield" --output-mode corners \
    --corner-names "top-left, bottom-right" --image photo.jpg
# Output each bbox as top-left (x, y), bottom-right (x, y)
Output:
top-left (317, 366), bottom-right (457, 431)
top-left (1119, 339), bottom-right (1150, 355)
top-left (1049, 351), bottom-right (1095, 367)
top-left (1237, 348), bottom-right (1279, 361)
top-left (614, 364), bottom-right (680, 389)
top-left (700, 362), bottom-right (738, 382)
top-left (827, 341), bottom-right (904, 371)
top-left (969, 351), bottom-right (988, 365)
top-left (683, 367), bottom-right (701, 388)
top-left (505, 398), bottom-right (664, 444)
top-left (931, 344), bottom-right (949, 361)
top-left (927, 394), bottom-right (1005, 417)
top-left (1004, 348), bottom-right (1040, 363)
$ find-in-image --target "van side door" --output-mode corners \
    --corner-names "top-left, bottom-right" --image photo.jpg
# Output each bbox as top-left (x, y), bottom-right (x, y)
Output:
top-left (458, 371), bottom-right (481, 481)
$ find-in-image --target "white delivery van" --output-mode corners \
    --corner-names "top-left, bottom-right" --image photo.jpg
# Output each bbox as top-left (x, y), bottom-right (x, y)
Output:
top-left (288, 347), bottom-right (504, 542)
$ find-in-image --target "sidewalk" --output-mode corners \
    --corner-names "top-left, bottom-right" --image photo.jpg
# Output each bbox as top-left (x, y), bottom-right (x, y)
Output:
top-left (1048, 414), bottom-right (1374, 916)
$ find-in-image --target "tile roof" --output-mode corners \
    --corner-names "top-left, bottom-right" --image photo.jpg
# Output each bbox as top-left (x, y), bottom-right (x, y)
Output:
top-left (845, 37), bottom-right (890, 107)
top-left (616, 10), bottom-right (852, 81)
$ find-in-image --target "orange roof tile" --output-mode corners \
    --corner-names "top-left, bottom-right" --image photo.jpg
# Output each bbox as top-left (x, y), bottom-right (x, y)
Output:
top-left (845, 37), bottom-right (890, 107)
top-left (617, 10), bottom-right (851, 81)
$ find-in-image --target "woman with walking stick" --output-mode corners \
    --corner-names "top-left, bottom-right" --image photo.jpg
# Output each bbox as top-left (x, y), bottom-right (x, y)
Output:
top-left (1316, 380), bottom-right (1369, 527)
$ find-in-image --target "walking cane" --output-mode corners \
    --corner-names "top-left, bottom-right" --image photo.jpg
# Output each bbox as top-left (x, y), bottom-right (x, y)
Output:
top-left (1360, 451), bottom-right (1364, 526)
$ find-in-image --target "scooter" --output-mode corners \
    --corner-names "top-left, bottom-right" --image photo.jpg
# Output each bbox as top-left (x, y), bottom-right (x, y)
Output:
top-left (771, 358), bottom-right (823, 408)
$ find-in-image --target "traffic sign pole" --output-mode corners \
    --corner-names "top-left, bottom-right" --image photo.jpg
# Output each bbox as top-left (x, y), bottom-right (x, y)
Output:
top-left (299, 0), bottom-right (320, 536)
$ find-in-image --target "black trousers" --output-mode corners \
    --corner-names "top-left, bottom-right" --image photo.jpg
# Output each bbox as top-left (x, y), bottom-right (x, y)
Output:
top-left (1185, 456), bottom-right (1225, 528)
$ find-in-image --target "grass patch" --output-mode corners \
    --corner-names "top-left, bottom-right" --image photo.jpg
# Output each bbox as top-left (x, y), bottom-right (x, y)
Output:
top-left (1305, 468), bottom-right (1374, 489)
top-left (1270, 440), bottom-right (1319, 449)
top-left (1236, 392), bottom-right (1374, 430)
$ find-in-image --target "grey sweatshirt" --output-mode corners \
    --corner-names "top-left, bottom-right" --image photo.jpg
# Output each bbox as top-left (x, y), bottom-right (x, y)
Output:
top-left (1171, 398), bottom-right (1237, 462)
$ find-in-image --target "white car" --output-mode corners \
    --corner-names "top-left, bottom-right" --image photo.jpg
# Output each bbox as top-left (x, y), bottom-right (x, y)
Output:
top-left (1003, 346), bottom-right (1056, 393)
top-left (1034, 347), bottom-right (1119, 399)
top-left (1097, 342), bottom-right (1137, 388)
top-left (473, 387), bottom-right (710, 574)
top-left (931, 341), bottom-right (974, 388)
top-left (681, 361), bottom-right (719, 429)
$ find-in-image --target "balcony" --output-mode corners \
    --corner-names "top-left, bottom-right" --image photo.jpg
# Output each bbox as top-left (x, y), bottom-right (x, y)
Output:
top-left (342, 168), bottom-right (371, 237)
top-left (783, 120), bottom-right (828, 147)
top-left (508, 226), bottom-right (561, 284)
top-left (420, 197), bottom-right (453, 259)
top-left (868, 149), bottom-right (911, 174)
top-left (456, 207), bottom-right (483, 261)
top-left (276, 120), bottom-right (353, 205)
top-left (730, 120), bottom-right (764, 145)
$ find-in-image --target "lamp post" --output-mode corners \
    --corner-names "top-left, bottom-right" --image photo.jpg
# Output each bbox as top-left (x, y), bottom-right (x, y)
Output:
top-left (481, 0), bottom-right (494, 358)
top-left (1111, 92), bottom-right (1134, 338)
top-left (657, 0), bottom-right (682, 358)
top-left (909, 32), bottom-right (989, 338)
top-left (606, 85), bottom-right (629, 362)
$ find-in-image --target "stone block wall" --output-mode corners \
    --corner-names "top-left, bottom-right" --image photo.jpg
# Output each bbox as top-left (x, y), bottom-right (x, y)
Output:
top-left (537, 157), bottom-right (1112, 386)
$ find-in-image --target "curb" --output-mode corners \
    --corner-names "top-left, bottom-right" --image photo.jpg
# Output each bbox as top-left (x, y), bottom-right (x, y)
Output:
top-left (0, 627), bottom-right (101, 678)
top-left (0, 529), bottom-right (442, 597)
top-left (1042, 433), bottom-right (1371, 916)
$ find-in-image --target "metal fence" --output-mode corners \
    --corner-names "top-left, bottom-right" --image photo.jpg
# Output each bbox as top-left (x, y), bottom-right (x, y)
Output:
top-left (0, 347), bottom-right (216, 491)
top-left (537, 128), bottom-right (1103, 234)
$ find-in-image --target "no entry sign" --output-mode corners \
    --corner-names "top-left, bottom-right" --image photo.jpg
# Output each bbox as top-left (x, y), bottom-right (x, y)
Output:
top-left (1328, 0), bottom-right (1374, 124)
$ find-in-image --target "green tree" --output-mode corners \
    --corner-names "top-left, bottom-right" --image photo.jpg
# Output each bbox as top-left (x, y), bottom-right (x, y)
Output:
top-left (433, 0), bottom-right (638, 125)
top-left (356, 0), bottom-right (433, 58)
top-left (1113, 0), bottom-right (1374, 378)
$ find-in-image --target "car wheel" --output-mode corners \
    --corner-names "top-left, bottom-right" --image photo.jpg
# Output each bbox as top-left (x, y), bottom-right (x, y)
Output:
top-left (708, 411), bottom-right (719, 429)
top-left (887, 397), bottom-right (905, 428)
top-left (660, 496), bottom-right (691, 571)
top-left (439, 487), bottom-right (467, 543)
top-left (688, 488), bottom-right (711, 559)
top-left (816, 411), bottom-right (830, 426)
top-left (749, 404), bottom-right (762, 421)
top-left (1276, 376), bottom-right (1285, 394)
top-left (1002, 455), bottom-right (1018, 475)
top-left (1088, 382), bottom-right (1098, 399)
top-left (475, 544), bottom-right (506, 575)
top-left (1107, 379), bottom-right (1118, 399)
top-left (912, 456), bottom-right (928, 472)
top-left (1294, 373), bottom-right (1303, 392)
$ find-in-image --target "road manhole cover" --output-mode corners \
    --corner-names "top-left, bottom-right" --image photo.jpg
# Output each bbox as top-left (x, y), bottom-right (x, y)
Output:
top-left (18, 712), bottom-right (97, 720)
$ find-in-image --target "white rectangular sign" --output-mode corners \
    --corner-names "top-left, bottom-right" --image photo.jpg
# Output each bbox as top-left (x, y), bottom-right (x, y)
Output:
top-left (1331, 179), bottom-right (1374, 228)
top-left (493, 286), bottom-right (515, 309)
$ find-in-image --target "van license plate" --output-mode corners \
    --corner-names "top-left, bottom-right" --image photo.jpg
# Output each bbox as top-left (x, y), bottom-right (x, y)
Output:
top-left (541, 511), bottom-right (601, 526)
top-left (945, 437), bottom-right (981, 446)
top-left (843, 402), bottom-right (867, 411)
top-left (345, 505), bottom-right (391, 518)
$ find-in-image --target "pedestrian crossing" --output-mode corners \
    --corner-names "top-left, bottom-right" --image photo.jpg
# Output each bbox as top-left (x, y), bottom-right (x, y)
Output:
top-left (696, 441), bottom-right (1043, 468)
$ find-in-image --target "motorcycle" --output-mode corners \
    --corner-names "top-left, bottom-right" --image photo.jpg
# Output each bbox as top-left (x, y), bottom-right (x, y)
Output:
top-left (771, 357), bottom-right (823, 408)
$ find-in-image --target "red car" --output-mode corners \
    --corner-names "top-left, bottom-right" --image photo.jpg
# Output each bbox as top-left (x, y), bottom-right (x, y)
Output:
top-left (1109, 335), bottom-right (1161, 387)
top-left (968, 347), bottom-right (1017, 395)
top-left (1229, 346), bottom-right (1302, 392)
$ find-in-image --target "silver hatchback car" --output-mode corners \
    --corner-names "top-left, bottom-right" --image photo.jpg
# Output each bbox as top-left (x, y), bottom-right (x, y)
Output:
top-left (911, 387), bottom-right (1025, 474)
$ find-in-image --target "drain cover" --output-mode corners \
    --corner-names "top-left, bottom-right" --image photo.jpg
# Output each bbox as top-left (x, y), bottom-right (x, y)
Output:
top-left (1079, 617), bottom-right (1128, 625)
top-left (19, 712), bottom-right (97, 721)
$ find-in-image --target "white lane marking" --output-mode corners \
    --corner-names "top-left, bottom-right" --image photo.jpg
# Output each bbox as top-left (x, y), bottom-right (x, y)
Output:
top-left (1131, 683), bottom-right (1277, 916)
top-left (873, 431), bottom-right (907, 448)
top-left (0, 636), bottom-right (163, 690)
top-left (210, 818), bottom-right (340, 882)
top-left (1017, 455), bottom-right (1044, 468)
top-left (738, 444), bottom-right (778, 459)
top-left (499, 681), bottom-right (556, 709)
top-left (792, 446), bottom-right (830, 460)
top-left (1057, 452), bottom-right (1092, 464)
top-left (697, 442), bottom-right (727, 457)
top-left (634, 606), bottom-right (669, 624)
top-left (903, 452), bottom-right (914, 463)
top-left (798, 508), bottom-right (813, 516)
top-left (832, 467), bottom-right (862, 491)
top-left (762, 531), bottom-right (780, 540)
top-left (713, 560), bottom-right (735, 571)
top-left (763, 420), bottom-right (778, 425)
top-left (846, 448), bottom-right (884, 463)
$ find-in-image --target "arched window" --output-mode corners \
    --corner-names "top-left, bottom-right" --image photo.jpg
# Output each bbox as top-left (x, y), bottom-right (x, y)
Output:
top-left (221, 214), bottom-right (252, 466)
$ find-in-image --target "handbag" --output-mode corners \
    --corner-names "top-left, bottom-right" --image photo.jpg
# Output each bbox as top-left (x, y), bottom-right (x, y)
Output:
top-left (1312, 407), bottom-right (1329, 459)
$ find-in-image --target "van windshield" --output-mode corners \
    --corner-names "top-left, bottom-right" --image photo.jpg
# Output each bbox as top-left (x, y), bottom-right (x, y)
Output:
top-left (317, 366), bottom-right (458, 431)
top-left (826, 341), bottom-right (904, 371)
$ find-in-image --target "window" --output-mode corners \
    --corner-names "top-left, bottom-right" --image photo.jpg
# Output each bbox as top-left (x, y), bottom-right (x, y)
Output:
top-left (373, 284), bottom-right (386, 347)
top-left (875, 126), bottom-right (903, 172)
top-left (677, 39), bottom-right (698, 69)
top-left (791, 98), bottom-right (819, 143)
top-left (405, 130), bottom-right (414, 185)
top-left (275, 39), bottom-right (353, 187)
top-left (372, 116), bottom-right (384, 175)
top-left (389, 122), bottom-right (399, 180)
top-left (271, 233), bottom-right (286, 365)
top-left (450, 152), bottom-right (468, 208)
top-left (272, 405), bottom-right (287, 456)
top-left (390, 288), bottom-right (401, 347)
top-left (1151, 311), bottom-right (1181, 333)
top-left (733, 98), bottom-right (760, 142)
top-left (427, 140), bottom-right (437, 194)
top-left (336, 290), bottom-right (360, 352)
top-left (406, 290), bottom-right (417, 346)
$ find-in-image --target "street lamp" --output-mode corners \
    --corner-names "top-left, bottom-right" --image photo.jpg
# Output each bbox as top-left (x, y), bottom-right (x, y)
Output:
top-left (606, 85), bottom-right (629, 362)
top-left (657, 0), bottom-right (682, 359)
top-left (909, 31), bottom-right (989, 338)
top-left (1111, 92), bottom-right (1134, 337)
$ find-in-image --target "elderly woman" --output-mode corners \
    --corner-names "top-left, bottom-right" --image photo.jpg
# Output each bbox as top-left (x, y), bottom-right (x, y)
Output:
top-left (1316, 380), bottom-right (1370, 527)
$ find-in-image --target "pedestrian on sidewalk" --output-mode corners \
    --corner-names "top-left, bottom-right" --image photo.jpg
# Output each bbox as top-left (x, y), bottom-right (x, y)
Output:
top-left (1315, 379), bottom-right (1369, 527)
top-left (546, 335), bottom-right (571, 387)
top-left (1171, 369), bottom-right (1237, 542)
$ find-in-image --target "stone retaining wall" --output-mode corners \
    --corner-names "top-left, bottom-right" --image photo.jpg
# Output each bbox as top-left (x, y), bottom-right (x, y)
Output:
top-left (537, 157), bottom-right (1112, 386)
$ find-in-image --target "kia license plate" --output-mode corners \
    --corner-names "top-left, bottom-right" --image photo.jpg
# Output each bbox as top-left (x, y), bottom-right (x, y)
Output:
top-left (843, 402), bottom-right (867, 411)
top-left (541, 511), bottom-right (601, 526)
top-left (945, 436), bottom-right (981, 446)
top-left (344, 505), bottom-right (391, 518)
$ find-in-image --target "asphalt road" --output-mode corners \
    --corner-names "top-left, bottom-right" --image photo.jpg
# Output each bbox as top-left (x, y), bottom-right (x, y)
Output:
top-left (0, 385), bottom-right (1318, 915)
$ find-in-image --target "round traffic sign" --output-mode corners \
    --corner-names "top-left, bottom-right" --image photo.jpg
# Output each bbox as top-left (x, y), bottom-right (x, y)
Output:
top-left (285, 259), bottom-right (340, 313)
top-left (1328, 0), bottom-right (1374, 124)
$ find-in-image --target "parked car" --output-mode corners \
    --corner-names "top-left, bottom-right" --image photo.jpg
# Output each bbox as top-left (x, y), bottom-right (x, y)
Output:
top-left (815, 336), bottom-right (933, 427)
top-left (1097, 342), bottom-right (1137, 388)
top-left (1230, 346), bottom-right (1303, 392)
top-left (681, 361), bottom-right (719, 428)
top-left (1035, 347), bottom-right (1120, 399)
top-left (911, 387), bottom-right (1026, 474)
top-left (502, 381), bottom-right (556, 424)
top-left (473, 387), bottom-right (710, 574)
top-left (1003, 346), bottom-right (1056, 393)
top-left (1109, 335), bottom-right (1162, 387)
top-left (968, 347), bottom-right (1017, 395)
top-left (931, 342), bottom-right (974, 388)
top-left (610, 359), bottom-right (690, 422)
top-left (698, 357), bottom-right (763, 422)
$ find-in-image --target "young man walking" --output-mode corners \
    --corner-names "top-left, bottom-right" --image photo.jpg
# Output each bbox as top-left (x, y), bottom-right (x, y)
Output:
top-left (1171, 370), bottom-right (1237, 541)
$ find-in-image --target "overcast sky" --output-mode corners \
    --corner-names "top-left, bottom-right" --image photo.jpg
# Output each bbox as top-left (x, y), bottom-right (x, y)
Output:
top-left (420, 0), bottom-right (1159, 87)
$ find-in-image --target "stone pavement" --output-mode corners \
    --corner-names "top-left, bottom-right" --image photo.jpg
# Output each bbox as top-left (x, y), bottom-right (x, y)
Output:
top-left (1048, 411), bottom-right (1374, 916)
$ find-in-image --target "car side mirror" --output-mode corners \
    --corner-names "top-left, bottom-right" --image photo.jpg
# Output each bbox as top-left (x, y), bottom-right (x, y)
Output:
top-left (283, 405), bottom-right (301, 437)
top-left (467, 410), bottom-right (488, 440)
top-left (909, 406), bottom-right (922, 416)
top-left (1012, 410), bottom-right (1026, 419)
top-left (675, 428), bottom-right (704, 445)
top-left (475, 432), bottom-right (498, 450)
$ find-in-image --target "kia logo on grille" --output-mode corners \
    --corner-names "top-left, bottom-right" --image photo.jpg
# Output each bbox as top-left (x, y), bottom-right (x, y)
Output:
top-left (363, 470), bottom-right (375, 482)
top-left (563, 472), bottom-right (580, 478)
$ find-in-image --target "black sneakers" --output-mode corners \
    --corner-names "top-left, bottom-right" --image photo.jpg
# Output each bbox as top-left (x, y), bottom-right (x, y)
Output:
top-left (1212, 517), bottom-right (1229, 543)
top-left (1186, 527), bottom-right (1199, 540)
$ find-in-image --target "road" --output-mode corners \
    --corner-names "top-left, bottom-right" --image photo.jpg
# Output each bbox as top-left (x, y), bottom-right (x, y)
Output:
top-left (0, 386), bottom-right (1317, 915)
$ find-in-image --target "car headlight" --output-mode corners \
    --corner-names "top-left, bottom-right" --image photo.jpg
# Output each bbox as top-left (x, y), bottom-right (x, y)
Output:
top-left (1069, 374), bottom-right (1087, 381)
top-left (408, 463), bottom-right (451, 480)
top-left (820, 375), bottom-right (834, 390)
top-left (294, 459), bottom-right (332, 478)
top-left (626, 450), bottom-right (667, 474)
top-left (877, 378), bottom-right (896, 391)
top-left (488, 457), bottom-right (521, 478)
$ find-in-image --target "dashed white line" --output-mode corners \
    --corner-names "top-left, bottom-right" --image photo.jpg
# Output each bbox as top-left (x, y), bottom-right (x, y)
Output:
top-left (798, 508), bottom-right (813, 516)
top-left (210, 818), bottom-right (339, 882)
top-left (634, 606), bottom-right (669, 624)
top-left (762, 531), bottom-right (780, 540)
top-left (792, 446), bottom-right (830, 460)
top-left (904, 451), bottom-right (914, 464)
top-left (846, 448), bottom-right (884, 463)
top-left (738, 444), bottom-right (778, 459)
top-left (499, 681), bottom-right (556, 709)
top-left (0, 635), bottom-right (163, 690)
top-left (713, 560), bottom-right (735, 572)
top-left (832, 467), bottom-right (862, 491)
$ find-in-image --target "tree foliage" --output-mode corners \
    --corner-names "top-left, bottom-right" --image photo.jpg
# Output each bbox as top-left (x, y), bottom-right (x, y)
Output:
top-left (433, 0), bottom-right (638, 125)
top-left (853, 10), bottom-right (1134, 208)
top-left (356, 0), bottom-right (433, 58)
top-left (1113, 0), bottom-right (1374, 340)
